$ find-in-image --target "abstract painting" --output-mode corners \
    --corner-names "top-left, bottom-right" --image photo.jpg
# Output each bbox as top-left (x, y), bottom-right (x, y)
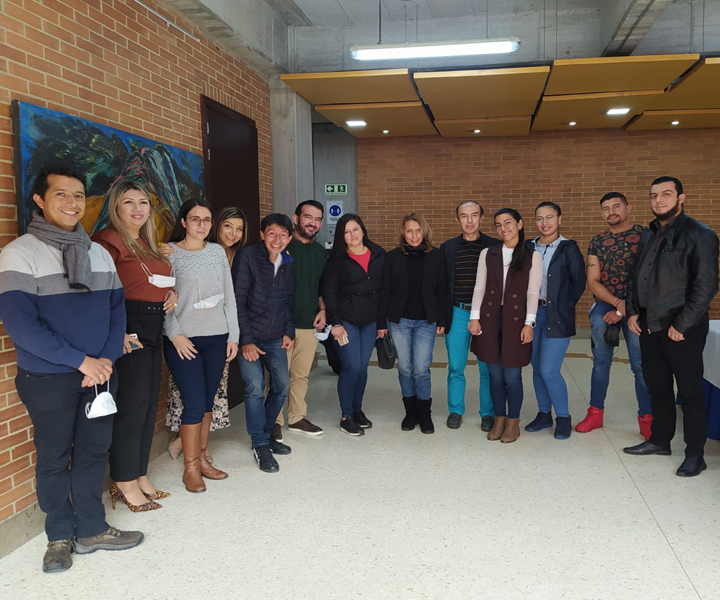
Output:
top-left (12, 100), bottom-right (205, 238)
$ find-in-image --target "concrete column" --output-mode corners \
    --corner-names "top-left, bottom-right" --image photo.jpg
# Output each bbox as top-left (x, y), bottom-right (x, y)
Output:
top-left (270, 76), bottom-right (314, 218)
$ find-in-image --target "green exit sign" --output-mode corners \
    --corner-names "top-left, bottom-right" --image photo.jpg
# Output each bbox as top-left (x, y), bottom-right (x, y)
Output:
top-left (325, 184), bottom-right (347, 195)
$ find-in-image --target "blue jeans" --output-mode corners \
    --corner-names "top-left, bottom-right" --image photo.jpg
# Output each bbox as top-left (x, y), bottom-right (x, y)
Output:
top-left (531, 306), bottom-right (571, 417)
top-left (239, 339), bottom-right (290, 448)
top-left (445, 305), bottom-right (493, 417)
top-left (486, 317), bottom-right (524, 418)
top-left (388, 319), bottom-right (437, 400)
top-left (589, 301), bottom-right (652, 416)
top-left (336, 322), bottom-right (377, 418)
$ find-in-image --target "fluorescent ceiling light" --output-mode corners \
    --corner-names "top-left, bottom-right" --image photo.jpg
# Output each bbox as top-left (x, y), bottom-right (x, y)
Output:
top-left (346, 120), bottom-right (367, 127)
top-left (569, 121), bottom-right (577, 126)
top-left (606, 108), bottom-right (631, 116)
top-left (349, 37), bottom-right (520, 61)
top-left (671, 120), bottom-right (680, 125)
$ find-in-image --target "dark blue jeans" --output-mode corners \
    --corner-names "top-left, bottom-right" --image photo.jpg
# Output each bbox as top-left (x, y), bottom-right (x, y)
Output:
top-left (164, 334), bottom-right (228, 425)
top-left (335, 322), bottom-right (377, 418)
top-left (239, 338), bottom-right (289, 448)
top-left (16, 369), bottom-right (116, 541)
top-left (486, 316), bottom-right (524, 419)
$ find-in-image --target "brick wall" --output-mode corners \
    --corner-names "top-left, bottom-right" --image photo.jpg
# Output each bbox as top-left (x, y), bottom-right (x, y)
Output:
top-left (0, 0), bottom-right (272, 524)
top-left (358, 128), bottom-right (720, 319)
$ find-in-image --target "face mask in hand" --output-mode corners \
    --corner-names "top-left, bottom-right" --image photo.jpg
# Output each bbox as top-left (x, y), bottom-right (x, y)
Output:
top-left (193, 293), bottom-right (223, 310)
top-left (314, 324), bottom-right (332, 341)
top-left (85, 383), bottom-right (117, 419)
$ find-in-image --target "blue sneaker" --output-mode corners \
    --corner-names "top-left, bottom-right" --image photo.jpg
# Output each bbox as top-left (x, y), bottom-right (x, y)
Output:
top-left (525, 411), bottom-right (553, 432)
top-left (554, 416), bottom-right (572, 440)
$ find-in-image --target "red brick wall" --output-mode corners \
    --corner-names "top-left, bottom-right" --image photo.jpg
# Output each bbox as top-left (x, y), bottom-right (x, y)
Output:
top-left (358, 128), bottom-right (720, 319)
top-left (0, 0), bottom-right (272, 523)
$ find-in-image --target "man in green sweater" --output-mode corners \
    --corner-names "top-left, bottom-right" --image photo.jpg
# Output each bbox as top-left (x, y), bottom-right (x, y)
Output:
top-left (273, 200), bottom-right (327, 439)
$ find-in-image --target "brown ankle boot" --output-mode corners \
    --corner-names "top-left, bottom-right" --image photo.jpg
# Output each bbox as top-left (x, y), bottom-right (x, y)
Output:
top-left (487, 416), bottom-right (506, 441)
top-left (180, 424), bottom-right (206, 493)
top-left (199, 413), bottom-right (228, 480)
top-left (501, 418), bottom-right (521, 443)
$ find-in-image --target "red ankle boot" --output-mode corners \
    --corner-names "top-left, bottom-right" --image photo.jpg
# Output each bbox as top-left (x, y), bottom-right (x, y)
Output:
top-left (638, 414), bottom-right (653, 441)
top-left (576, 406), bottom-right (603, 433)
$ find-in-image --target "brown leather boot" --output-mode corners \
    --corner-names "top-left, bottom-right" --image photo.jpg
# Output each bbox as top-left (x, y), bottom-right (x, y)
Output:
top-left (501, 418), bottom-right (521, 443)
top-left (199, 413), bottom-right (227, 480)
top-left (180, 424), bottom-right (206, 493)
top-left (487, 416), bottom-right (506, 441)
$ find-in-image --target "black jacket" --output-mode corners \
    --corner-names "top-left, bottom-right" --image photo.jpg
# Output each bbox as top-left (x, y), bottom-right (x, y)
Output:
top-left (440, 233), bottom-right (501, 329)
top-left (377, 246), bottom-right (446, 329)
top-left (627, 211), bottom-right (719, 334)
top-left (232, 242), bottom-right (295, 346)
top-left (323, 240), bottom-right (386, 327)
top-left (531, 238), bottom-right (586, 338)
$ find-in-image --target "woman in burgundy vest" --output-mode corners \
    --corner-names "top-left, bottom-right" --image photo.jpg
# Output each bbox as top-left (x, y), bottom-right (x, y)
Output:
top-left (468, 209), bottom-right (542, 443)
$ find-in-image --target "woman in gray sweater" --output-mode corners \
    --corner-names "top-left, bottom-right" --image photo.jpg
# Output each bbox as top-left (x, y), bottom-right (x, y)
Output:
top-left (163, 198), bottom-right (239, 493)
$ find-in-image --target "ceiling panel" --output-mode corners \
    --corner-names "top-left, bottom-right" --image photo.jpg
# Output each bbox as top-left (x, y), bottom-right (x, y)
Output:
top-left (544, 54), bottom-right (699, 95)
top-left (532, 90), bottom-right (664, 131)
top-left (280, 69), bottom-right (420, 105)
top-left (435, 116), bottom-right (531, 137)
top-left (626, 109), bottom-right (720, 131)
top-left (414, 67), bottom-right (549, 120)
top-left (314, 101), bottom-right (437, 137)
top-left (650, 58), bottom-right (720, 110)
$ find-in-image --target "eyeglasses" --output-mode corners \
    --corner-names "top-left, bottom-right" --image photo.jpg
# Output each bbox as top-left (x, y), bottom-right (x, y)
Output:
top-left (187, 216), bottom-right (213, 226)
top-left (535, 215), bottom-right (558, 224)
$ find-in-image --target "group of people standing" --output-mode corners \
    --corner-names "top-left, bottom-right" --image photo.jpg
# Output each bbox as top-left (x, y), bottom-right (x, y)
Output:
top-left (0, 165), bottom-right (717, 576)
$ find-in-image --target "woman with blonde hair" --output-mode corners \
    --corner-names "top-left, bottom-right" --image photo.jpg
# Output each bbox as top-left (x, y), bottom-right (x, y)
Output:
top-left (378, 213), bottom-right (446, 433)
top-left (93, 179), bottom-right (178, 511)
top-left (166, 206), bottom-right (247, 460)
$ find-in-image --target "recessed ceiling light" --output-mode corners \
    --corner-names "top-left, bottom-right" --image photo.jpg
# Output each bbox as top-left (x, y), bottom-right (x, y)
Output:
top-left (473, 129), bottom-right (481, 134)
top-left (382, 129), bottom-right (389, 134)
top-left (346, 120), bottom-right (367, 127)
top-left (671, 121), bottom-right (680, 126)
top-left (569, 121), bottom-right (577, 126)
top-left (606, 108), bottom-right (631, 116)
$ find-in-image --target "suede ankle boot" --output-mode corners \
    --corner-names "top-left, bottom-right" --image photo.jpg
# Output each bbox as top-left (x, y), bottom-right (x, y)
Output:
top-left (417, 398), bottom-right (434, 434)
top-left (487, 416), bottom-right (506, 441)
top-left (199, 413), bottom-right (227, 480)
top-left (501, 418), bottom-right (521, 443)
top-left (401, 397), bottom-right (417, 431)
top-left (180, 424), bottom-right (206, 493)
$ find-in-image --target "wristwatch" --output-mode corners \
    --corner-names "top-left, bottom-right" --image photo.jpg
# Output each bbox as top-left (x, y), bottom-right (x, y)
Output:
top-left (528, 321), bottom-right (536, 329)
top-left (615, 310), bottom-right (623, 317)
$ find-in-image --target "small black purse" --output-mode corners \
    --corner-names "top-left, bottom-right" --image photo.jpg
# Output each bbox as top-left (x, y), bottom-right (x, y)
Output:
top-left (604, 322), bottom-right (621, 347)
top-left (375, 332), bottom-right (397, 369)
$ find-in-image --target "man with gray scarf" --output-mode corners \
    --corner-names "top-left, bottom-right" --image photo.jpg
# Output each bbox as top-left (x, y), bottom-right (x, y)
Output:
top-left (0, 166), bottom-right (143, 573)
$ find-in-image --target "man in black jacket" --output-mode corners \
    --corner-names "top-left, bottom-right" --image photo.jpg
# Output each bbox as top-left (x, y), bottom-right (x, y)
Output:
top-left (233, 213), bottom-right (295, 473)
top-left (440, 201), bottom-right (502, 431)
top-left (624, 176), bottom-right (719, 477)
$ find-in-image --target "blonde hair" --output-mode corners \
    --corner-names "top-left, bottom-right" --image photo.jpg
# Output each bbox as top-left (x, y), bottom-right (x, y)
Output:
top-left (397, 212), bottom-right (434, 253)
top-left (107, 180), bottom-right (169, 264)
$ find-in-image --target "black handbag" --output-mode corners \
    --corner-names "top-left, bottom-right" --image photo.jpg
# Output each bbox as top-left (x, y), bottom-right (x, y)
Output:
top-left (604, 322), bottom-right (621, 347)
top-left (375, 332), bottom-right (397, 370)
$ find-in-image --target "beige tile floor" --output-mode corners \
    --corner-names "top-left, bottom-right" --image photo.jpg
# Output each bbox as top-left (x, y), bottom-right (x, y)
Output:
top-left (1, 338), bottom-right (719, 600)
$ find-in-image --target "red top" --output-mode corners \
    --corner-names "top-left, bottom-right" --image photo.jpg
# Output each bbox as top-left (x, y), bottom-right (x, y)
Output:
top-left (348, 249), bottom-right (370, 273)
top-left (93, 229), bottom-right (172, 303)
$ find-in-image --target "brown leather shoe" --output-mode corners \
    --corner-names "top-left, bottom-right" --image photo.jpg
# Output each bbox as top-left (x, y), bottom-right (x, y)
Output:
top-left (501, 418), bottom-right (521, 443)
top-left (487, 416), bottom-right (506, 441)
top-left (42, 539), bottom-right (73, 573)
top-left (199, 413), bottom-right (227, 480)
top-left (180, 423), bottom-right (206, 493)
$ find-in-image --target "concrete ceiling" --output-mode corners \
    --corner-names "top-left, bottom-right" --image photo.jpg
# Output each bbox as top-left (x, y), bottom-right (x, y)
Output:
top-left (168, 0), bottom-right (720, 74)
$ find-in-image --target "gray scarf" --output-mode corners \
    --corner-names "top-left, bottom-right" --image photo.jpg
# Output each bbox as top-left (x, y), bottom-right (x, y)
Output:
top-left (28, 212), bottom-right (93, 291)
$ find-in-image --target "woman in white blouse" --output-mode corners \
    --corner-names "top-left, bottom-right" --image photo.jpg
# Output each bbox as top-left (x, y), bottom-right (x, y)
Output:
top-left (468, 208), bottom-right (542, 443)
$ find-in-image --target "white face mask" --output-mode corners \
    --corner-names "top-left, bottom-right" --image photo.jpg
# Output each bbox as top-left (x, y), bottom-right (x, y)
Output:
top-left (85, 383), bottom-right (117, 419)
top-left (140, 263), bottom-right (176, 289)
top-left (314, 324), bottom-right (332, 341)
top-left (193, 292), bottom-right (223, 310)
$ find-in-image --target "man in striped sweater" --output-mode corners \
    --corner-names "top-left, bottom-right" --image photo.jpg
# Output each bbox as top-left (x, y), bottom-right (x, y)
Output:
top-left (0, 166), bottom-right (143, 573)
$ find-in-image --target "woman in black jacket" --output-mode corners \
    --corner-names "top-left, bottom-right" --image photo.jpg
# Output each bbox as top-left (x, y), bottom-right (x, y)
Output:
top-left (323, 214), bottom-right (385, 436)
top-left (525, 201), bottom-right (586, 440)
top-left (377, 213), bottom-right (445, 434)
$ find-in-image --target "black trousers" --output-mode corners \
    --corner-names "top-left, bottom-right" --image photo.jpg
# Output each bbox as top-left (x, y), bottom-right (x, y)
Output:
top-left (16, 368), bottom-right (115, 541)
top-left (109, 301), bottom-right (164, 482)
top-left (639, 314), bottom-right (709, 457)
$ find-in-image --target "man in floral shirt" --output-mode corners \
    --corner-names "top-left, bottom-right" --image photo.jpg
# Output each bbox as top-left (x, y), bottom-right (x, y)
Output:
top-left (577, 192), bottom-right (653, 439)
